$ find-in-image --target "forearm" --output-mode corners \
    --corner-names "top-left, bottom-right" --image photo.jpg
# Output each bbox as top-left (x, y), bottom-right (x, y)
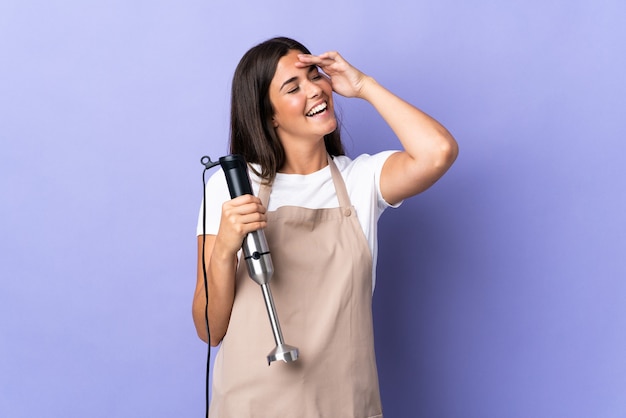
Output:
top-left (193, 195), bottom-right (268, 344)
top-left (193, 235), bottom-right (237, 346)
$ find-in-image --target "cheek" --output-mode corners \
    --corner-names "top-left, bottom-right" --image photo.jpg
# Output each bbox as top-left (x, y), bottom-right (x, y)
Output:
top-left (272, 97), bottom-right (303, 126)
top-left (288, 95), bottom-right (305, 107)
top-left (279, 97), bottom-right (305, 117)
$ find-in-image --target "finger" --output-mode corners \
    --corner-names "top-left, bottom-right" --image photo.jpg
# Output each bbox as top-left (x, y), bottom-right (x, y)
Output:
top-left (228, 196), bottom-right (266, 212)
top-left (224, 202), bottom-right (266, 219)
top-left (238, 211), bottom-right (267, 226)
top-left (238, 220), bottom-right (268, 237)
top-left (318, 51), bottom-right (338, 60)
top-left (317, 51), bottom-right (343, 66)
top-left (221, 209), bottom-right (267, 236)
top-left (230, 194), bottom-right (262, 205)
top-left (295, 53), bottom-right (320, 67)
top-left (297, 52), bottom-right (337, 66)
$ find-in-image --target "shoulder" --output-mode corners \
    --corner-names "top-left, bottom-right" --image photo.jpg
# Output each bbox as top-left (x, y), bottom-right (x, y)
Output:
top-left (204, 167), bottom-right (232, 207)
top-left (337, 151), bottom-right (402, 209)
top-left (206, 167), bottom-right (228, 193)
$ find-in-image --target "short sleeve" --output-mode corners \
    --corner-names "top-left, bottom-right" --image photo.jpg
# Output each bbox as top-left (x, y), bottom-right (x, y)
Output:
top-left (368, 150), bottom-right (403, 210)
top-left (196, 168), bottom-right (231, 236)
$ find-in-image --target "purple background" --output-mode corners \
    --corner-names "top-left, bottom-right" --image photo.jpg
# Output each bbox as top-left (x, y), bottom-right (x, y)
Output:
top-left (1, 1), bottom-right (625, 417)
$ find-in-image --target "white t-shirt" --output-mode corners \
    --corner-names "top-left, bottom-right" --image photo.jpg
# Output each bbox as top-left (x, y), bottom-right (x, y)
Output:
top-left (196, 151), bottom-right (401, 289)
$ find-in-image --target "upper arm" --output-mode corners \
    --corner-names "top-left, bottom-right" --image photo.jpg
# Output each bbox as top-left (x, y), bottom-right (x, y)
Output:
top-left (380, 144), bottom-right (458, 205)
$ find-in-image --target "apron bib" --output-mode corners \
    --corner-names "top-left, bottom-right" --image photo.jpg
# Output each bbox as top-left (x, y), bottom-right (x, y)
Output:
top-left (210, 156), bottom-right (383, 418)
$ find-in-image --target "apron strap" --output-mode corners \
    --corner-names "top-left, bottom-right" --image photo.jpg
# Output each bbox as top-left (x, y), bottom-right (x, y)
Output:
top-left (259, 181), bottom-right (271, 208)
top-left (327, 154), bottom-right (351, 209)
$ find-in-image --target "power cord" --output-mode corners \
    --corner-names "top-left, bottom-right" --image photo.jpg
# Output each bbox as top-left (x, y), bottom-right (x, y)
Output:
top-left (200, 156), bottom-right (220, 417)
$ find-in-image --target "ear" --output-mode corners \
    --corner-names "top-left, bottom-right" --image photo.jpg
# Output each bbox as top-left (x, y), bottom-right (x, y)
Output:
top-left (272, 117), bottom-right (279, 128)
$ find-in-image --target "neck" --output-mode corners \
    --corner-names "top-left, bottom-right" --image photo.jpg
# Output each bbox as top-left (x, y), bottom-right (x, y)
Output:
top-left (279, 145), bottom-right (328, 175)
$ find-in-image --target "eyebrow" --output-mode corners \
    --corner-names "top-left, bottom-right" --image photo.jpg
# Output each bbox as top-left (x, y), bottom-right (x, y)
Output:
top-left (279, 66), bottom-right (317, 91)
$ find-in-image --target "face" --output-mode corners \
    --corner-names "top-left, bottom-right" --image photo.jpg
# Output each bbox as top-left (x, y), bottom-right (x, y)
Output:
top-left (268, 50), bottom-right (336, 146)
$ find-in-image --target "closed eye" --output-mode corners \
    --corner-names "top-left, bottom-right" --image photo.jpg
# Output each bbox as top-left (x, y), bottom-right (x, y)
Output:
top-left (283, 67), bottom-right (322, 94)
top-left (310, 67), bottom-right (322, 81)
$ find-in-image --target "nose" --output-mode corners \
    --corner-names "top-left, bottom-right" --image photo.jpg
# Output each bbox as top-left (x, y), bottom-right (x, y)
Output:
top-left (306, 79), bottom-right (322, 99)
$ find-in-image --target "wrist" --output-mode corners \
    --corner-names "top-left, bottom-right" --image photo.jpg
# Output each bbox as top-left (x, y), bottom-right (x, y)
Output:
top-left (357, 75), bottom-right (379, 101)
top-left (212, 237), bottom-right (239, 263)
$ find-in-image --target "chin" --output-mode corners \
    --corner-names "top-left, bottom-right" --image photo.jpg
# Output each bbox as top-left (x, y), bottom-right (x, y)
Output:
top-left (324, 116), bottom-right (338, 134)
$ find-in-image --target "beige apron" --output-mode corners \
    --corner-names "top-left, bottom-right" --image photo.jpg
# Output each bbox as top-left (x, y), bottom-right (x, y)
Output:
top-left (210, 156), bottom-right (383, 418)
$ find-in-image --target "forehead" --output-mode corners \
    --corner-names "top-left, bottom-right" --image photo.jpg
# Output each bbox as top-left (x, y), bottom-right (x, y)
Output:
top-left (271, 50), bottom-right (315, 86)
top-left (277, 49), bottom-right (301, 68)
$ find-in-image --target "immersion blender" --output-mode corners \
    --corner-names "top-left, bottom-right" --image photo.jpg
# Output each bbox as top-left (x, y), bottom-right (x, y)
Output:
top-left (219, 154), bottom-right (299, 365)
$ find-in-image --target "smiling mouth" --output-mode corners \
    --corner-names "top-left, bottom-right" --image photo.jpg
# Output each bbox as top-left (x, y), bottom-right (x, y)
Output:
top-left (306, 102), bottom-right (328, 117)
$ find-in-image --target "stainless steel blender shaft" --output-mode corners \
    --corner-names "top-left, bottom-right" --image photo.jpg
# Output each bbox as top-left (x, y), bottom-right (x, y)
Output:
top-left (243, 230), bottom-right (299, 364)
top-left (261, 283), bottom-right (299, 364)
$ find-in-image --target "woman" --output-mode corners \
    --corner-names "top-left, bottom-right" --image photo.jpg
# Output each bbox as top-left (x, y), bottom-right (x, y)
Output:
top-left (193, 37), bottom-right (458, 417)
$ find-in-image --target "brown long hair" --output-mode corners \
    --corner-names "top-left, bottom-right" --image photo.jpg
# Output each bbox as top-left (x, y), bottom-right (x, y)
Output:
top-left (229, 37), bottom-right (344, 183)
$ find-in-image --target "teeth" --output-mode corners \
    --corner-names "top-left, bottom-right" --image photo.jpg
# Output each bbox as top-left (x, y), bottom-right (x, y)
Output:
top-left (306, 102), bottom-right (327, 116)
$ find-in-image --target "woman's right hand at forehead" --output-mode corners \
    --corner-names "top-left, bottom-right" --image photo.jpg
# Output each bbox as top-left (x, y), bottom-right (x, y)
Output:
top-left (214, 194), bottom-right (268, 255)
